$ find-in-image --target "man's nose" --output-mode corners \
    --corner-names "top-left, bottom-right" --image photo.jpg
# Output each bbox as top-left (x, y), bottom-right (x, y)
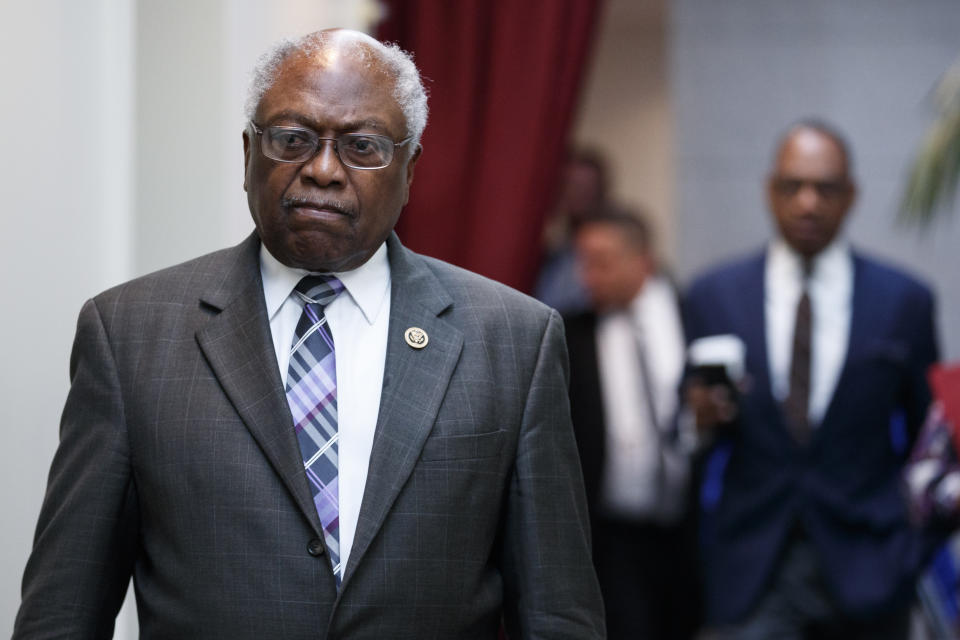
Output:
top-left (796, 183), bottom-right (821, 210)
top-left (299, 140), bottom-right (346, 186)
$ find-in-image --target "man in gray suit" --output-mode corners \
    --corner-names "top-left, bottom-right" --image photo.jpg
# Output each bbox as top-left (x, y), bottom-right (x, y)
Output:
top-left (15, 29), bottom-right (604, 639)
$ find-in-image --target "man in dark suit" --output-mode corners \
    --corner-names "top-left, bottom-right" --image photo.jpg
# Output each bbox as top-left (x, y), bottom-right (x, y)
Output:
top-left (564, 210), bottom-right (698, 639)
top-left (14, 29), bottom-right (604, 639)
top-left (684, 120), bottom-right (939, 639)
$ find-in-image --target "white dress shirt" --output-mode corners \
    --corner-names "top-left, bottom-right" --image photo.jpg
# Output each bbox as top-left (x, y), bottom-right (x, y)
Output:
top-left (765, 236), bottom-right (853, 426)
top-left (260, 242), bottom-right (391, 573)
top-left (596, 275), bottom-right (688, 522)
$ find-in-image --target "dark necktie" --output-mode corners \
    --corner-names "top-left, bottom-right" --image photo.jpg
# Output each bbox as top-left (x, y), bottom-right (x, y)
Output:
top-left (784, 266), bottom-right (812, 445)
top-left (635, 324), bottom-right (661, 436)
top-left (286, 275), bottom-right (345, 585)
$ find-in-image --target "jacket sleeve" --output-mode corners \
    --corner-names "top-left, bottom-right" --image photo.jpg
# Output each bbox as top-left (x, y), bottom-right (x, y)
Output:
top-left (499, 309), bottom-right (606, 639)
top-left (14, 298), bottom-right (139, 639)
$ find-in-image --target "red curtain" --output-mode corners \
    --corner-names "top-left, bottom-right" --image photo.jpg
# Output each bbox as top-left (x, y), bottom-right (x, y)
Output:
top-left (378, 0), bottom-right (603, 292)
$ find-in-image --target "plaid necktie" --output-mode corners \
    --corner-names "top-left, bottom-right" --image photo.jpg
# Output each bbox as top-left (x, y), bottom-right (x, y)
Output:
top-left (286, 275), bottom-right (345, 584)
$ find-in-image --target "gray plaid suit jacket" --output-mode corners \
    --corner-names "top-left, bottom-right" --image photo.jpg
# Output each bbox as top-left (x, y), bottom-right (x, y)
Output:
top-left (15, 232), bottom-right (604, 639)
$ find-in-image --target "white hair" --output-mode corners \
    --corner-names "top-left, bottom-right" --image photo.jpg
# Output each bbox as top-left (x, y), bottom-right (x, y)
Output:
top-left (245, 30), bottom-right (429, 147)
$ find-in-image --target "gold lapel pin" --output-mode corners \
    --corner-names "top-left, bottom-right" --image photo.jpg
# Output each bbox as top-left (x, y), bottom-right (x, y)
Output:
top-left (404, 326), bottom-right (429, 349)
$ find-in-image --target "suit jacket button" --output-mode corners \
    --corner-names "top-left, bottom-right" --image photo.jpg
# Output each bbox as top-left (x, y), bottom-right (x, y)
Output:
top-left (307, 538), bottom-right (325, 557)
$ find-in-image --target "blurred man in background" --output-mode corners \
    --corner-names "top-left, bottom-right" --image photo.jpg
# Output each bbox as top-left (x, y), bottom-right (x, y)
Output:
top-left (565, 207), bottom-right (699, 639)
top-left (535, 148), bottom-right (609, 313)
top-left (684, 120), bottom-right (939, 639)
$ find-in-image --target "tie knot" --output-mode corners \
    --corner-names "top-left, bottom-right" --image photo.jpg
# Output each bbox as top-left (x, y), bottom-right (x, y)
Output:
top-left (294, 275), bottom-right (344, 308)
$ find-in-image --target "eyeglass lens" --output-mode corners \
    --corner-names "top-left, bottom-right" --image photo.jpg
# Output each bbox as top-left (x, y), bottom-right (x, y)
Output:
top-left (772, 177), bottom-right (849, 199)
top-left (261, 126), bottom-right (397, 168)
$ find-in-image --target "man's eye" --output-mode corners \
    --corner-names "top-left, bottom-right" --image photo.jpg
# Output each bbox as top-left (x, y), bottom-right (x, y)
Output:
top-left (270, 129), bottom-right (313, 148)
top-left (280, 133), bottom-right (311, 147)
top-left (344, 136), bottom-right (378, 154)
top-left (816, 181), bottom-right (846, 198)
top-left (774, 179), bottom-right (802, 195)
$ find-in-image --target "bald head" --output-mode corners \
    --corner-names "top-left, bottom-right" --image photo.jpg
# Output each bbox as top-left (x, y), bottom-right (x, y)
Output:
top-left (773, 120), bottom-right (852, 174)
top-left (246, 29), bottom-right (428, 146)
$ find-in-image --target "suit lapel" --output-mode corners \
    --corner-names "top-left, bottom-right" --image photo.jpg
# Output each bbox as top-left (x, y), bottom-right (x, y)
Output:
top-left (741, 251), bottom-right (804, 444)
top-left (815, 253), bottom-right (869, 438)
top-left (742, 252), bottom-right (772, 400)
top-left (343, 234), bottom-right (463, 585)
top-left (194, 233), bottom-right (324, 535)
top-left (839, 253), bottom-right (870, 375)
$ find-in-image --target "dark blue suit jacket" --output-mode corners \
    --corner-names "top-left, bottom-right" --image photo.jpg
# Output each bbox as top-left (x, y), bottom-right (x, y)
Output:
top-left (683, 248), bottom-right (938, 624)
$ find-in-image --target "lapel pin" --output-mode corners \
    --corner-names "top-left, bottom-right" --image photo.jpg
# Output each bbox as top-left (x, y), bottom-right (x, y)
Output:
top-left (404, 326), bottom-right (429, 349)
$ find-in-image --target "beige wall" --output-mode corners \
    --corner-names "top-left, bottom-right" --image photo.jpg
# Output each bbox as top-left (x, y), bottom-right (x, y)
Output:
top-left (572, 0), bottom-right (675, 266)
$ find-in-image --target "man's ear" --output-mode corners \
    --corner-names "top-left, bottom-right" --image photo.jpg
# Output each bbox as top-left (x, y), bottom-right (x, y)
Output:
top-left (844, 180), bottom-right (858, 212)
top-left (637, 251), bottom-right (656, 286)
top-left (405, 144), bottom-right (422, 187)
top-left (242, 129), bottom-right (252, 192)
top-left (402, 144), bottom-right (422, 206)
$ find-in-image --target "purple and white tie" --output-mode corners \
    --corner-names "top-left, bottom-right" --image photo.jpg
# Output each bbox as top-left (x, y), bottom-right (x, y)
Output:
top-left (286, 275), bottom-right (345, 584)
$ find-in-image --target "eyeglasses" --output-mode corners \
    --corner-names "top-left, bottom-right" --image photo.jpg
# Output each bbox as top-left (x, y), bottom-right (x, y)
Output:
top-left (771, 177), bottom-right (851, 200)
top-left (248, 121), bottom-right (413, 170)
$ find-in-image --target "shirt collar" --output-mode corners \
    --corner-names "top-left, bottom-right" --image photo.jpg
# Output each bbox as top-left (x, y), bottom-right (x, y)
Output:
top-left (594, 275), bottom-right (667, 324)
top-left (768, 234), bottom-right (850, 287)
top-left (260, 241), bottom-right (391, 325)
top-left (626, 275), bottom-right (660, 314)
